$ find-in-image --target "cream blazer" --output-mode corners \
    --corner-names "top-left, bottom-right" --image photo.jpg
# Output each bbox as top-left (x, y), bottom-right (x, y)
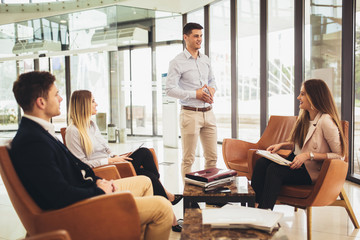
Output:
top-left (300, 112), bottom-right (343, 183)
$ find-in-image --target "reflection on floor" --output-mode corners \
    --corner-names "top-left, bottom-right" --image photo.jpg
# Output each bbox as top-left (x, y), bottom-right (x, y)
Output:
top-left (0, 136), bottom-right (359, 240)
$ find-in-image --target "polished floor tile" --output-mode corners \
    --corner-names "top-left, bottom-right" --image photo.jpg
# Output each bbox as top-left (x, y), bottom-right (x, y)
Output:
top-left (0, 135), bottom-right (360, 240)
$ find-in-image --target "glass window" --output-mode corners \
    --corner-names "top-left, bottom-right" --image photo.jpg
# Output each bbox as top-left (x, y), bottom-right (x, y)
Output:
top-left (155, 15), bottom-right (182, 42)
top-left (130, 48), bottom-right (153, 135)
top-left (0, 61), bottom-right (18, 131)
top-left (71, 52), bottom-right (110, 130)
top-left (155, 44), bottom-right (183, 136)
top-left (237, 0), bottom-right (260, 142)
top-left (210, 0), bottom-right (231, 141)
top-left (118, 50), bottom-right (131, 135)
top-left (305, 0), bottom-right (342, 111)
top-left (353, 0), bottom-right (360, 177)
top-left (268, 0), bottom-right (294, 117)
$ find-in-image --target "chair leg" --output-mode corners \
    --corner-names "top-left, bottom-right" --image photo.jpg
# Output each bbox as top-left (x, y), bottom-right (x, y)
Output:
top-left (306, 207), bottom-right (312, 240)
top-left (330, 188), bottom-right (359, 229)
top-left (339, 189), bottom-right (360, 228)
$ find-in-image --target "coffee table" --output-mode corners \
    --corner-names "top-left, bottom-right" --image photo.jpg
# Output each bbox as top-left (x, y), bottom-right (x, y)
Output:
top-left (183, 178), bottom-right (256, 213)
top-left (181, 208), bottom-right (283, 240)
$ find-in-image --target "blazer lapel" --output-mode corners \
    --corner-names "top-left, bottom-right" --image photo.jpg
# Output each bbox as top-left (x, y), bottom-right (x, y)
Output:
top-left (302, 112), bottom-right (322, 148)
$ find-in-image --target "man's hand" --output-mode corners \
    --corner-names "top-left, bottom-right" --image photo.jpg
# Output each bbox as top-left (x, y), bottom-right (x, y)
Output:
top-left (96, 179), bottom-right (116, 194)
top-left (196, 85), bottom-right (214, 104)
top-left (207, 86), bottom-right (215, 98)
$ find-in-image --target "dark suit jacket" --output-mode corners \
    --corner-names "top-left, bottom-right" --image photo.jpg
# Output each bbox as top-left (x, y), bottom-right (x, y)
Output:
top-left (9, 117), bottom-right (104, 210)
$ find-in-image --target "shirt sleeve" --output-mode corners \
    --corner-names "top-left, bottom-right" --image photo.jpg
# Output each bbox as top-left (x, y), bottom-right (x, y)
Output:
top-left (321, 116), bottom-right (344, 160)
top-left (65, 125), bottom-right (109, 168)
top-left (166, 59), bottom-right (197, 100)
top-left (206, 58), bottom-right (217, 91)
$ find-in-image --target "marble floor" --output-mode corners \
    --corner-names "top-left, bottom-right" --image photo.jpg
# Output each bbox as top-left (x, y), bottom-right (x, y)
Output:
top-left (0, 135), bottom-right (359, 240)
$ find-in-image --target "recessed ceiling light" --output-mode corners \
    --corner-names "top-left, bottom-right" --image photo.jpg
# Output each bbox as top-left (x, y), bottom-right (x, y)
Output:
top-left (60, 20), bottom-right (67, 24)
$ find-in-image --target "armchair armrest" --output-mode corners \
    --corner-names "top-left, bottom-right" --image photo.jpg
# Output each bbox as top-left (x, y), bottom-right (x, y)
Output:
top-left (309, 158), bottom-right (348, 206)
top-left (148, 148), bottom-right (159, 170)
top-left (38, 192), bottom-right (141, 240)
top-left (222, 138), bottom-right (257, 167)
top-left (114, 162), bottom-right (136, 178)
top-left (24, 230), bottom-right (71, 240)
top-left (248, 149), bottom-right (263, 179)
top-left (93, 165), bottom-right (120, 180)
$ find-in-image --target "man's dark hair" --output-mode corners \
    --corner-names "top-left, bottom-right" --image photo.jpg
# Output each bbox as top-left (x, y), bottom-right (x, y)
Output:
top-left (183, 22), bottom-right (203, 35)
top-left (12, 71), bottom-right (56, 112)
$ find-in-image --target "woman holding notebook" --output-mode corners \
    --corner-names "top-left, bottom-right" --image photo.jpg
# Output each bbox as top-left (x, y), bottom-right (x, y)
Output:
top-left (251, 79), bottom-right (346, 210)
top-left (65, 90), bottom-right (182, 232)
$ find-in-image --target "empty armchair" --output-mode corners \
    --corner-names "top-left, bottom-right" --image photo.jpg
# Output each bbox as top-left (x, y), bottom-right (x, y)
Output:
top-left (223, 115), bottom-right (297, 179)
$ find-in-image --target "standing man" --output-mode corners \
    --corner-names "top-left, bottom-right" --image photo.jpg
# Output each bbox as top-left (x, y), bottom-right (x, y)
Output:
top-left (166, 22), bottom-right (217, 179)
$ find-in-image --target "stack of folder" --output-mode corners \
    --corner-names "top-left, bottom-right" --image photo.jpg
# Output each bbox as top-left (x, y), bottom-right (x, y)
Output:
top-left (185, 168), bottom-right (237, 191)
top-left (202, 205), bottom-right (283, 233)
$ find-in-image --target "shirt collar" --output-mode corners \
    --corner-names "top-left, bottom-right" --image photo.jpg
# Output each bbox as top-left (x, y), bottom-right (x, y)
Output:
top-left (23, 114), bottom-right (56, 138)
top-left (184, 48), bottom-right (202, 59)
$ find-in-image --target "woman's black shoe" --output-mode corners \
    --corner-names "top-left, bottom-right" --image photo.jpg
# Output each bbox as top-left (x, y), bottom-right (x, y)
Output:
top-left (171, 194), bottom-right (183, 205)
top-left (172, 224), bottom-right (182, 232)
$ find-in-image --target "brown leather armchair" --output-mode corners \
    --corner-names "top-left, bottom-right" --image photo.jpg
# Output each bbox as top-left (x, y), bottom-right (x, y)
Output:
top-left (22, 230), bottom-right (71, 240)
top-left (60, 127), bottom-right (158, 178)
top-left (0, 146), bottom-right (141, 240)
top-left (275, 121), bottom-right (359, 240)
top-left (223, 115), bottom-right (297, 179)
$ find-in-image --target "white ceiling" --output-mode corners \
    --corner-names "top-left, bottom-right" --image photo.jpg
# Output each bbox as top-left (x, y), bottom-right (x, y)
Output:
top-left (0, 0), bottom-right (216, 25)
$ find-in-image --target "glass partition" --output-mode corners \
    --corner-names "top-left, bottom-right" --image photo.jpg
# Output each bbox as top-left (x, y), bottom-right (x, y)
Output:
top-left (305, 0), bottom-right (342, 111)
top-left (237, 0), bottom-right (261, 142)
top-left (210, 0), bottom-right (231, 142)
top-left (0, 61), bottom-right (18, 131)
top-left (268, 0), bottom-right (294, 117)
top-left (353, 0), bottom-right (360, 177)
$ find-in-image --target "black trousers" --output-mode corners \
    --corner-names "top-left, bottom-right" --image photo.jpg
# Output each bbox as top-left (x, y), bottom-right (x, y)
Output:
top-left (251, 153), bottom-right (312, 210)
top-left (129, 148), bottom-right (168, 199)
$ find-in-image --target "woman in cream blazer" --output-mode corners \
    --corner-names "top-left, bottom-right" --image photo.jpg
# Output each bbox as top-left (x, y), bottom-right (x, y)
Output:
top-left (251, 79), bottom-right (346, 210)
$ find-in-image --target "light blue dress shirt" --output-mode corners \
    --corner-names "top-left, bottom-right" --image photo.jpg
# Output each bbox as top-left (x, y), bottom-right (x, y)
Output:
top-left (166, 48), bottom-right (217, 108)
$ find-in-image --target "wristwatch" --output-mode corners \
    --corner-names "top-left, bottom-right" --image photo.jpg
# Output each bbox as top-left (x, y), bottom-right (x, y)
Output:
top-left (309, 152), bottom-right (314, 161)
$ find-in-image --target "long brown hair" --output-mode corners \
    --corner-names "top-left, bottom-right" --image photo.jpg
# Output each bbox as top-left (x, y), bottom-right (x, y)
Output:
top-left (289, 79), bottom-right (346, 155)
top-left (68, 90), bottom-right (93, 157)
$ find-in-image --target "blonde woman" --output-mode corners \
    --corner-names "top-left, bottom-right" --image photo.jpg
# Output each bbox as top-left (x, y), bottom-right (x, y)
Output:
top-left (251, 79), bottom-right (346, 210)
top-left (65, 90), bottom-right (183, 232)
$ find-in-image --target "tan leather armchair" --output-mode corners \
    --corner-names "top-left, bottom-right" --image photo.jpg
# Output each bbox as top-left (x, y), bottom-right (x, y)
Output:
top-left (60, 127), bottom-right (158, 178)
top-left (223, 115), bottom-right (297, 179)
top-left (275, 121), bottom-right (359, 240)
top-left (0, 146), bottom-right (141, 240)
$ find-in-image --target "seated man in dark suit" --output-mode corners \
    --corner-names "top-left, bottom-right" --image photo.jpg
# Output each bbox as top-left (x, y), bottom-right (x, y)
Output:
top-left (9, 71), bottom-right (173, 240)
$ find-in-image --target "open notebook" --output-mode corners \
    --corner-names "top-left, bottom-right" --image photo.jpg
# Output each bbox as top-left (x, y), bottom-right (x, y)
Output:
top-left (202, 205), bottom-right (283, 233)
top-left (256, 150), bottom-right (292, 166)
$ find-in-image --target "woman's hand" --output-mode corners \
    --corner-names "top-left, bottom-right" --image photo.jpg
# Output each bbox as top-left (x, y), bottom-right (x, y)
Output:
top-left (108, 155), bottom-right (133, 164)
top-left (289, 153), bottom-right (308, 169)
top-left (266, 143), bottom-right (282, 153)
